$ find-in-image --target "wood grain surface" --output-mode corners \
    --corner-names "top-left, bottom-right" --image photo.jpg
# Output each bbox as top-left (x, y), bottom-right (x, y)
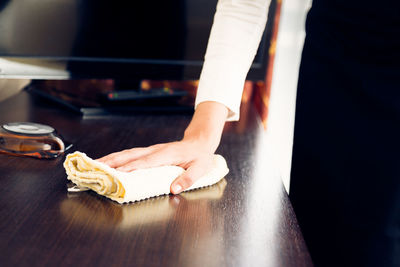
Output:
top-left (0, 90), bottom-right (312, 267)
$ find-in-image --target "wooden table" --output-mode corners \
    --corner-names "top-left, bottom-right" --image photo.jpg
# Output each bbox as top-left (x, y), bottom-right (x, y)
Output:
top-left (0, 90), bottom-right (312, 266)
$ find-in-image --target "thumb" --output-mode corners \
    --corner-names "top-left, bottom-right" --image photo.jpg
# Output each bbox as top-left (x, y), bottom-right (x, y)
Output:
top-left (170, 161), bottom-right (208, 194)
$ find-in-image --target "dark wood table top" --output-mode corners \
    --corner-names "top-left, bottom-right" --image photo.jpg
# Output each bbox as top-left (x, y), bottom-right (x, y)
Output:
top-left (0, 90), bottom-right (312, 267)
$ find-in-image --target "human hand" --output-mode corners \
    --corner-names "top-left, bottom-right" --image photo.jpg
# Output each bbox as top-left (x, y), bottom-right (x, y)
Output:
top-left (97, 140), bottom-right (215, 195)
top-left (97, 101), bottom-right (229, 195)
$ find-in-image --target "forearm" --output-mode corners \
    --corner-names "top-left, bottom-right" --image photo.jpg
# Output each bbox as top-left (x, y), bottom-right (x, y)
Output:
top-left (183, 101), bottom-right (229, 153)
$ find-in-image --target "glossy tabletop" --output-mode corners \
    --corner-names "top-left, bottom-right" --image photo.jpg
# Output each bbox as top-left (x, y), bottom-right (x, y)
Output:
top-left (0, 90), bottom-right (312, 266)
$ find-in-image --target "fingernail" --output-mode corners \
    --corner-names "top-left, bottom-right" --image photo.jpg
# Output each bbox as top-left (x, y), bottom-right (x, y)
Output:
top-left (172, 184), bottom-right (182, 194)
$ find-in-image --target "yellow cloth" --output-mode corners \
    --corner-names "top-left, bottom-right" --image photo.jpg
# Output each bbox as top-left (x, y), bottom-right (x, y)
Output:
top-left (64, 151), bottom-right (229, 204)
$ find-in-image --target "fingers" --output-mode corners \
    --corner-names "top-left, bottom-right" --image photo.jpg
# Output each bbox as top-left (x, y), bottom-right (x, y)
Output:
top-left (117, 142), bottom-right (187, 172)
top-left (114, 142), bottom-right (185, 172)
top-left (170, 157), bottom-right (211, 194)
top-left (115, 151), bottom-right (172, 172)
top-left (96, 146), bottom-right (159, 168)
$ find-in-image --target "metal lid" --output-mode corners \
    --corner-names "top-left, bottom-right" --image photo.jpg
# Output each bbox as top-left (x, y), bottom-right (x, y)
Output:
top-left (2, 122), bottom-right (55, 135)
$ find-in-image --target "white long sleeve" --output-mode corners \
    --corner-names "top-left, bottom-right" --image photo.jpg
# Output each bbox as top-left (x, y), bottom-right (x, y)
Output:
top-left (195, 0), bottom-right (271, 121)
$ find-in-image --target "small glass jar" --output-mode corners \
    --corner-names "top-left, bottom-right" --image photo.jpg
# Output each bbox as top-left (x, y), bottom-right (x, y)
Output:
top-left (0, 122), bottom-right (70, 159)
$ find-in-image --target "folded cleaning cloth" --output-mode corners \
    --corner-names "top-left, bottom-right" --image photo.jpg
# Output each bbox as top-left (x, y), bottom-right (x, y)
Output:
top-left (64, 151), bottom-right (229, 204)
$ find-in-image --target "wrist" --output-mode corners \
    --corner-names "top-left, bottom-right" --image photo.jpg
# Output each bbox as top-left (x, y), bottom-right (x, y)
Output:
top-left (182, 101), bottom-right (229, 153)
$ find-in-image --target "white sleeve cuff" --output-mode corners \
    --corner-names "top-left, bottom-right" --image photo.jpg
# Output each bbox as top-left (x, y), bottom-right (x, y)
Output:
top-left (195, 58), bottom-right (249, 121)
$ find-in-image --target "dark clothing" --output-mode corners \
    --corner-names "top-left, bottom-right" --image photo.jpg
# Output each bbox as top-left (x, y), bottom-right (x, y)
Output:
top-left (289, 1), bottom-right (400, 266)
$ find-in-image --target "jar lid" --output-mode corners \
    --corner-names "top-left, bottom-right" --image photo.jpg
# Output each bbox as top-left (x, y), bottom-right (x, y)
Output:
top-left (2, 122), bottom-right (55, 136)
